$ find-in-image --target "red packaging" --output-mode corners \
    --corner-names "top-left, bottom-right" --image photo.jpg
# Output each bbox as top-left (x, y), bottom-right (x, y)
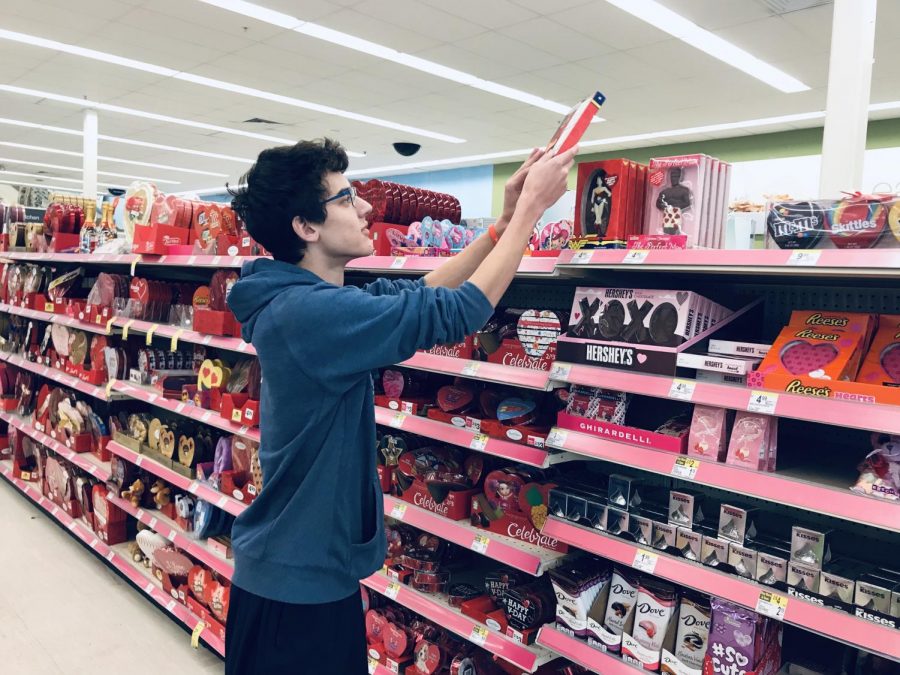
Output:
top-left (576, 159), bottom-right (637, 241)
top-left (369, 222), bottom-right (410, 256)
top-left (132, 223), bottom-right (190, 255)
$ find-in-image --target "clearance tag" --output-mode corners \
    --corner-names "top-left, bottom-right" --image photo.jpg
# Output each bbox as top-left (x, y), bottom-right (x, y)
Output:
top-left (121, 319), bottom-right (135, 341)
top-left (170, 329), bottom-right (184, 352)
top-left (191, 621), bottom-right (206, 649)
top-left (130, 256), bottom-right (141, 275)
top-left (145, 324), bottom-right (159, 346)
top-left (105, 316), bottom-right (117, 335)
top-left (105, 379), bottom-right (116, 398)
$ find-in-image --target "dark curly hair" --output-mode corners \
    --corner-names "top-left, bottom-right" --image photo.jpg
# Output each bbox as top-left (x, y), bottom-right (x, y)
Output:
top-left (228, 138), bottom-right (349, 263)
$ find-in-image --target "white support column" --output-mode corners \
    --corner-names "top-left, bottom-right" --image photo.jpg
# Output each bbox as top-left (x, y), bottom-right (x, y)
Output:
top-left (82, 108), bottom-right (98, 197)
top-left (818, 0), bottom-right (877, 196)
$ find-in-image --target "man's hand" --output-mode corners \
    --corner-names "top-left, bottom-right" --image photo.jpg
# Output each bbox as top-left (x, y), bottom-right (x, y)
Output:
top-left (498, 148), bottom-right (545, 231)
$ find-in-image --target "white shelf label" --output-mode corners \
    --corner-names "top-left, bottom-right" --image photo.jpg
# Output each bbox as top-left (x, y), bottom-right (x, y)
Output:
top-left (167, 530), bottom-right (177, 542)
top-left (671, 457), bottom-right (700, 480)
top-left (201, 411), bottom-right (213, 422)
top-left (632, 549), bottom-right (658, 574)
top-left (202, 335), bottom-right (212, 345)
top-left (546, 428), bottom-right (568, 448)
top-left (384, 581), bottom-right (401, 600)
top-left (89, 538), bottom-right (98, 549)
top-left (460, 362), bottom-right (480, 377)
top-left (388, 413), bottom-right (405, 429)
top-left (622, 249), bottom-right (649, 264)
top-left (469, 433), bottom-right (489, 451)
top-left (570, 251), bottom-right (592, 265)
top-left (668, 378), bottom-right (696, 401)
top-left (368, 657), bottom-right (378, 674)
top-left (389, 503), bottom-right (407, 520)
top-left (148, 517), bottom-right (158, 530)
top-left (549, 363), bottom-right (571, 381)
top-left (390, 257), bottom-right (406, 269)
top-left (470, 534), bottom-right (490, 555)
top-left (166, 600), bottom-right (178, 612)
top-left (469, 624), bottom-right (490, 646)
top-left (755, 590), bottom-right (787, 621)
top-left (106, 551), bottom-right (115, 562)
top-left (144, 582), bottom-right (155, 594)
top-left (237, 341), bottom-right (249, 352)
top-left (175, 403), bottom-right (186, 414)
top-left (748, 390), bottom-right (778, 415)
top-left (787, 250), bottom-right (821, 266)
top-left (135, 455), bottom-right (144, 467)
top-left (217, 496), bottom-right (229, 508)
top-left (188, 483), bottom-right (199, 495)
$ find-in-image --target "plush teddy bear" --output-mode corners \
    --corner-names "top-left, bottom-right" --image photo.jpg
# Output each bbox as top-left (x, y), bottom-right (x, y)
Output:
top-left (122, 478), bottom-right (144, 507)
top-left (150, 480), bottom-right (171, 509)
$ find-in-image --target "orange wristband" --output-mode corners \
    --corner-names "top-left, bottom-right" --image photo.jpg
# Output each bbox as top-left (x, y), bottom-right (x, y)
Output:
top-left (488, 223), bottom-right (500, 245)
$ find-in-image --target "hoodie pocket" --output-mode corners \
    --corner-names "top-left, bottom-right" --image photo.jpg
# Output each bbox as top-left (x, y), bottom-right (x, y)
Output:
top-left (346, 477), bottom-right (385, 578)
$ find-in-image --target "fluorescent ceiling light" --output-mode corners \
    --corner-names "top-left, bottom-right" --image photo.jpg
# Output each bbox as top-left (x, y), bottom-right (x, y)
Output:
top-left (604, 0), bottom-right (809, 93)
top-left (0, 85), bottom-right (366, 157)
top-left (868, 100), bottom-right (900, 112)
top-left (0, 179), bottom-right (103, 196)
top-left (0, 28), bottom-right (465, 144)
top-left (0, 142), bottom-right (229, 177)
top-left (0, 169), bottom-right (126, 189)
top-left (0, 156), bottom-right (180, 185)
top-left (197, 0), bottom-right (601, 120)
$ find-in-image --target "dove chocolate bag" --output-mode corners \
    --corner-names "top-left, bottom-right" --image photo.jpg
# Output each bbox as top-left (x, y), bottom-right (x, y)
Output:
top-left (604, 568), bottom-right (639, 640)
top-left (628, 579), bottom-right (677, 660)
top-left (674, 593), bottom-right (711, 670)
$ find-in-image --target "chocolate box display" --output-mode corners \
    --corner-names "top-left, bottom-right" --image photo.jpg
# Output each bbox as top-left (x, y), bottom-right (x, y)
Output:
top-left (645, 155), bottom-right (709, 248)
top-left (391, 445), bottom-right (483, 521)
top-left (766, 195), bottom-right (898, 250)
top-left (576, 159), bottom-right (647, 244)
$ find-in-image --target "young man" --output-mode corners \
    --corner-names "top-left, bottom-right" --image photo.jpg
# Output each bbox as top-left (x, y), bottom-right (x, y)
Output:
top-left (225, 138), bottom-right (575, 674)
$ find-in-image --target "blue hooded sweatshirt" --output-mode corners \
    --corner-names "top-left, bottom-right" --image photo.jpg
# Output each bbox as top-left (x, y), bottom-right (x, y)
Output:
top-left (226, 258), bottom-right (493, 603)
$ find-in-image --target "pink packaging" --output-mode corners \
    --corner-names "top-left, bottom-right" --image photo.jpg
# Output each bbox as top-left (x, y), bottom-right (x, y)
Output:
top-left (626, 579), bottom-right (678, 669)
top-left (726, 413), bottom-right (773, 471)
top-left (702, 157), bottom-right (717, 248)
top-left (645, 154), bottom-right (709, 247)
top-left (688, 405), bottom-right (728, 461)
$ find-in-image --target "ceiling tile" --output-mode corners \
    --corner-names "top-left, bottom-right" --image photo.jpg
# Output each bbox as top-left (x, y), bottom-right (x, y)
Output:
top-left (455, 32), bottom-right (564, 72)
top-left (501, 17), bottom-right (618, 61)
top-left (549, 4), bottom-right (671, 51)
top-left (418, 0), bottom-right (538, 30)
top-left (351, 1), bottom-right (489, 43)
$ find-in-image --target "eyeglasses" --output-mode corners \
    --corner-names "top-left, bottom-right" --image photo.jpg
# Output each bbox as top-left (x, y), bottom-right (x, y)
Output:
top-left (321, 185), bottom-right (357, 206)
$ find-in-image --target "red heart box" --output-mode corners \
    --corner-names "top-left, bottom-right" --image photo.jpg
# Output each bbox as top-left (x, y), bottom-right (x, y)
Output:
top-left (484, 470), bottom-right (526, 516)
top-left (365, 610), bottom-right (387, 642)
top-left (780, 340), bottom-right (838, 375)
top-left (207, 580), bottom-right (230, 623)
top-left (188, 565), bottom-right (209, 605)
top-left (152, 548), bottom-right (193, 577)
top-left (384, 622), bottom-right (409, 658)
top-left (437, 385), bottom-right (474, 413)
top-left (414, 640), bottom-right (443, 674)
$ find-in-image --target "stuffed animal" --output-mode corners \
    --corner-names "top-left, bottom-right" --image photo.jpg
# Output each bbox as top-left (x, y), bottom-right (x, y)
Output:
top-left (150, 480), bottom-right (171, 509)
top-left (851, 433), bottom-right (900, 500)
top-left (122, 478), bottom-right (144, 507)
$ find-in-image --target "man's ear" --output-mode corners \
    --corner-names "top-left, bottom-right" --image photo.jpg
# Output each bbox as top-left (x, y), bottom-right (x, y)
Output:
top-left (292, 216), bottom-right (320, 243)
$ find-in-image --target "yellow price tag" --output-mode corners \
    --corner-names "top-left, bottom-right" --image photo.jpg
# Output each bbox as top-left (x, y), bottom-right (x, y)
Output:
top-left (105, 379), bottom-right (116, 398)
top-left (190, 621), bottom-right (206, 649)
top-left (145, 324), bottom-right (159, 346)
top-left (231, 409), bottom-right (242, 422)
top-left (170, 328), bottom-right (184, 352)
top-left (105, 316), bottom-right (117, 335)
top-left (121, 319), bottom-right (135, 341)
top-left (672, 457), bottom-right (700, 480)
top-left (130, 256), bottom-right (141, 275)
top-left (44, 302), bottom-right (55, 313)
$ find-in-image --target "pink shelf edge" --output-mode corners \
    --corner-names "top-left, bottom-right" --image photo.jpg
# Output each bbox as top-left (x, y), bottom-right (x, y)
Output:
top-left (556, 248), bottom-right (900, 269)
top-left (108, 494), bottom-right (234, 580)
top-left (347, 256), bottom-right (557, 275)
top-left (399, 352), bottom-right (551, 390)
top-left (106, 440), bottom-right (246, 517)
top-left (383, 494), bottom-right (546, 576)
top-left (551, 428), bottom-right (900, 533)
top-left (362, 572), bottom-right (541, 672)
top-left (542, 517), bottom-right (900, 661)
top-left (0, 351), bottom-right (112, 401)
top-left (0, 301), bottom-right (114, 336)
top-left (537, 625), bottom-right (630, 675)
top-left (0, 462), bottom-right (224, 656)
top-left (373, 406), bottom-right (550, 467)
top-left (1, 411), bottom-right (111, 481)
top-left (560, 363), bottom-right (900, 436)
top-left (115, 317), bottom-right (255, 355)
top-left (111, 381), bottom-right (260, 442)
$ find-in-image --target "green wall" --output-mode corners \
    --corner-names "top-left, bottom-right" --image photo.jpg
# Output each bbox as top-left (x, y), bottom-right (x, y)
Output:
top-left (490, 117), bottom-right (900, 216)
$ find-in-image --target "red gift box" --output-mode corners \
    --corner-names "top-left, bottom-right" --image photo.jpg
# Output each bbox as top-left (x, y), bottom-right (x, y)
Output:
top-left (375, 394), bottom-right (431, 416)
top-left (471, 494), bottom-right (568, 553)
top-left (368, 222), bottom-right (410, 256)
top-left (486, 338), bottom-right (556, 372)
top-left (419, 335), bottom-right (477, 359)
top-left (556, 411), bottom-right (689, 454)
top-left (393, 476), bottom-right (478, 521)
top-left (193, 308), bottom-right (241, 338)
top-left (49, 232), bottom-right (81, 253)
top-left (132, 223), bottom-right (190, 255)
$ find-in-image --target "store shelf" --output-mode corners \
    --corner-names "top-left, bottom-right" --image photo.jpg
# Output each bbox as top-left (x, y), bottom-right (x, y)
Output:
top-left (106, 440), bottom-right (246, 517)
top-left (112, 317), bottom-right (256, 355)
top-left (0, 411), bottom-right (111, 481)
top-left (550, 362), bottom-right (900, 436)
top-left (0, 350), bottom-right (125, 401)
top-left (108, 494), bottom-right (234, 579)
top-left (374, 406), bottom-right (577, 468)
top-left (546, 427), bottom-right (900, 533)
top-left (0, 252), bottom-right (137, 264)
top-left (555, 248), bottom-right (900, 278)
top-left (0, 302), bottom-right (113, 336)
top-left (383, 494), bottom-right (563, 576)
top-left (1, 251), bottom-right (258, 269)
top-left (541, 517), bottom-right (900, 661)
top-left (0, 461), bottom-right (224, 656)
top-left (347, 255), bottom-right (558, 277)
top-left (536, 625), bottom-right (632, 675)
top-left (398, 352), bottom-right (553, 390)
top-left (362, 571), bottom-right (555, 673)
top-left (110, 381), bottom-right (260, 442)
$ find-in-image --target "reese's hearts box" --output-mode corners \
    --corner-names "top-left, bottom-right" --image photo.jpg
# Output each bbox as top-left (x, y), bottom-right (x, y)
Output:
top-left (766, 195), bottom-right (900, 250)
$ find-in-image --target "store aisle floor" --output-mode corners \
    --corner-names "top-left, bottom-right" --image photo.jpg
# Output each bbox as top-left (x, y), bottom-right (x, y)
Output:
top-left (0, 481), bottom-right (224, 674)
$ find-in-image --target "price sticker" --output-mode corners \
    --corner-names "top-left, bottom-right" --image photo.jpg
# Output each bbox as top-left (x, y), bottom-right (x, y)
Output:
top-left (470, 534), bottom-right (490, 555)
top-left (460, 362), bottom-right (480, 377)
top-left (87, 464), bottom-right (97, 476)
top-left (212, 256), bottom-right (221, 267)
top-left (389, 502), bottom-right (407, 520)
top-left (549, 363), bottom-right (571, 381)
top-left (570, 251), bottom-right (592, 265)
top-left (130, 256), bottom-right (141, 276)
top-left (202, 335), bottom-right (213, 346)
top-left (368, 657), bottom-right (378, 674)
top-left (671, 456), bottom-right (700, 480)
top-left (175, 402), bottom-right (186, 414)
top-left (145, 324), bottom-right (159, 346)
top-left (148, 517), bottom-right (158, 530)
top-left (191, 621), bottom-right (207, 649)
top-left (121, 319), bottom-right (135, 340)
top-left (384, 581), bottom-right (401, 600)
top-left (170, 329), bottom-right (184, 352)
top-left (787, 250), bottom-right (821, 266)
top-left (389, 412), bottom-right (405, 429)
top-left (668, 378), bottom-right (696, 401)
top-left (546, 428), bottom-right (568, 448)
top-left (469, 624), bottom-right (489, 647)
top-left (89, 538), bottom-right (98, 549)
top-left (167, 530), bottom-right (177, 542)
top-left (390, 256), bottom-right (406, 269)
top-left (44, 302), bottom-right (55, 313)
top-left (105, 379), bottom-right (116, 398)
top-left (144, 582), bottom-right (155, 594)
top-left (188, 483), bottom-right (199, 495)
top-left (187, 256), bottom-right (197, 266)
top-left (469, 433), bottom-right (489, 451)
top-left (201, 411), bottom-right (213, 422)
top-left (231, 409), bottom-right (243, 422)
top-left (632, 549), bottom-right (658, 574)
top-left (217, 496), bottom-right (229, 508)
top-left (748, 390), bottom-right (778, 415)
top-left (756, 591), bottom-right (788, 620)
top-left (237, 340), bottom-right (249, 353)
top-left (166, 600), bottom-right (177, 612)
top-left (135, 455), bottom-right (144, 467)
top-left (105, 316), bottom-right (117, 335)
top-left (106, 551), bottom-right (115, 562)
top-left (622, 249), bottom-right (649, 264)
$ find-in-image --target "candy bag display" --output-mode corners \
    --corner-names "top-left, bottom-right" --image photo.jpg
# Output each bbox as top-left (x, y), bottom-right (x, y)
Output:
top-left (687, 405), bottom-right (729, 461)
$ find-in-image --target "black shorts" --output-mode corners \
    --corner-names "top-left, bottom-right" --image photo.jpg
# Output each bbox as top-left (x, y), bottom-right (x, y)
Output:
top-left (225, 584), bottom-right (367, 675)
